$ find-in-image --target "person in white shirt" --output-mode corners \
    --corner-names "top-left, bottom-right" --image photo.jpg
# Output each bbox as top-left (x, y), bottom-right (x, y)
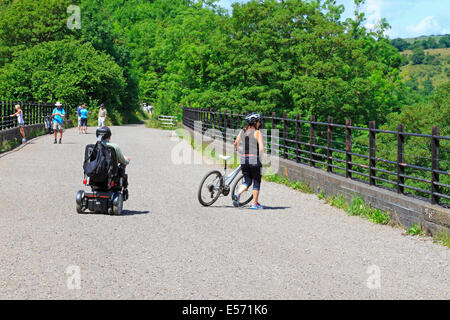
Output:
top-left (9, 104), bottom-right (26, 143)
top-left (98, 104), bottom-right (107, 127)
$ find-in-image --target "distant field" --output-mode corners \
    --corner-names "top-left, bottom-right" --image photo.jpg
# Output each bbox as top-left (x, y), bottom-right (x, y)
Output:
top-left (402, 47), bottom-right (450, 56)
top-left (402, 34), bottom-right (447, 43)
top-left (400, 47), bottom-right (450, 89)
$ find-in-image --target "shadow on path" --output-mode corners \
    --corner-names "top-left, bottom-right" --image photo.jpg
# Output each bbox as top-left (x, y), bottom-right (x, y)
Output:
top-left (260, 206), bottom-right (290, 210)
top-left (211, 205), bottom-right (290, 210)
top-left (121, 210), bottom-right (150, 216)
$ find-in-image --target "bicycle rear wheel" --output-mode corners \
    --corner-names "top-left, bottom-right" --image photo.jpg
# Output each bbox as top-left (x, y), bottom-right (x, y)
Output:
top-left (198, 170), bottom-right (223, 206)
top-left (231, 174), bottom-right (253, 206)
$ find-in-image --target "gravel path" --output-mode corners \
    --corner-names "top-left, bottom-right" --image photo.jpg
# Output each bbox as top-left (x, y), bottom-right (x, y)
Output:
top-left (0, 125), bottom-right (448, 299)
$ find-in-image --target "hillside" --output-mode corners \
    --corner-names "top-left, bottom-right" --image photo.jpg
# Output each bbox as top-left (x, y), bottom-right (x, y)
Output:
top-left (403, 35), bottom-right (447, 44)
top-left (400, 47), bottom-right (450, 89)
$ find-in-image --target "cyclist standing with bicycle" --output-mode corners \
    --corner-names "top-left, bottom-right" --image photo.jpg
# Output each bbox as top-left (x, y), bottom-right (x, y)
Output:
top-left (232, 112), bottom-right (264, 209)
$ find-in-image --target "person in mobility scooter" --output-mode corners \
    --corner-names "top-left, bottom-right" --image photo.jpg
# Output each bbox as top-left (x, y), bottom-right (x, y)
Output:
top-left (76, 127), bottom-right (130, 215)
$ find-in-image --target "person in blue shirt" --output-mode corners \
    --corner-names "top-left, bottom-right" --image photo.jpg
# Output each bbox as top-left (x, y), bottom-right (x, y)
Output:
top-left (52, 101), bottom-right (66, 144)
top-left (77, 103), bottom-right (82, 134)
top-left (79, 104), bottom-right (89, 134)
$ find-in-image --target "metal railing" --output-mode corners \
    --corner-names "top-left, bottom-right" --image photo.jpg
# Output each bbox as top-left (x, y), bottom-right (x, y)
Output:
top-left (183, 107), bottom-right (450, 207)
top-left (0, 100), bottom-right (71, 130)
top-left (159, 115), bottom-right (176, 128)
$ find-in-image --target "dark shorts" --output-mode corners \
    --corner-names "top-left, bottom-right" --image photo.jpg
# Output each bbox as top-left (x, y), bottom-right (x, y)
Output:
top-left (80, 118), bottom-right (87, 126)
top-left (241, 161), bottom-right (262, 191)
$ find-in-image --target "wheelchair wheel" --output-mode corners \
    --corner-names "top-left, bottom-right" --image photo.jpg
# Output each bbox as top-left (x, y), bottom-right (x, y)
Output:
top-left (112, 193), bottom-right (123, 215)
top-left (76, 190), bottom-right (86, 214)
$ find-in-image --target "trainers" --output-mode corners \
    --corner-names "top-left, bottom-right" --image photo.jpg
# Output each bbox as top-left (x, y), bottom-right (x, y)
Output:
top-left (59, 139), bottom-right (62, 144)
top-left (22, 138), bottom-right (27, 143)
top-left (54, 139), bottom-right (57, 144)
top-left (232, 194), bottom-right (240, 207)
top-left (250, 202), bottom-right (264, 210)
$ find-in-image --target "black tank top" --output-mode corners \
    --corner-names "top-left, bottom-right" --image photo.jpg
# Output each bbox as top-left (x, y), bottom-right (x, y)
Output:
top-left (241, 128), bottom-right (259, 157)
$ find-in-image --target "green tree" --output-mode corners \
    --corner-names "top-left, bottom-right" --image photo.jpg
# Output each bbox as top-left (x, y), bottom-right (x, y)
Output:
top-left (390, 38), bottom-right (410, 51)
top-left (0, 0), bottom-right (79, 65)
top-left (0, 40), bottom-right (126, 113)
top-left (410, 47), bottom-right (425, 65)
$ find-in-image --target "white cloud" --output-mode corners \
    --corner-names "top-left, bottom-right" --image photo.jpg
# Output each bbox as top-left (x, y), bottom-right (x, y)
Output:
top-left (363, 0), bottom-right (382, 29)
top-left (406, 16), bottom-right (441, 35)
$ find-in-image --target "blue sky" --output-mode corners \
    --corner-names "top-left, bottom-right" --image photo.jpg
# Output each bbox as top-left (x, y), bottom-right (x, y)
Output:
top-left (217, 0), bottom-right (450, 39)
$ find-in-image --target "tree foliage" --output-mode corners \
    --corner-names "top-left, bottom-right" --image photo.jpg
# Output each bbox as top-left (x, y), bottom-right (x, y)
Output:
top-left (0, 0), bottom-right (444, 128)
top-left (0, 40), bottom-right (126, 111)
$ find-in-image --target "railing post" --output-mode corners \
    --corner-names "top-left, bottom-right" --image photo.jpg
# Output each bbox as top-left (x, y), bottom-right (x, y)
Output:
top-left (223, 109), bottom-right (227, 134)
top-left (397, 124), bottom-right (405, 194)
top-left (345, 119), bottom-right (352, 178)
top-left (431, 126), bottom-right (440, 204)
top-left (222, 109), bottom-right (227, 155)
top-left (271, 112), bottom-right (276, 156)
top-left (369, 121), bottom-right (376, 186)
top-left (310, 115), bottom-right (316, 167)
top-left (201, 108), bottom-right (205, 132)
top-left (208, 108), bottom-right (212, 134)
top-left (296, 114), bottom-right (300, 163)
top-left (218, 109), bottom-right (222, 134)
top-left (215, 109), bottom-right (218, 131)
top-left (260, 112), bottom-right (265, 129)
top-left (229, 110), bottom-right (234, 143)
top-left (0, 100), bottom-right (3, 130)
top-left (283, 112), bottom-right (287, 159)
top-left (237, 112), bottom-right (241, 131)
top-left (327, 116), bottom-right (333, 172)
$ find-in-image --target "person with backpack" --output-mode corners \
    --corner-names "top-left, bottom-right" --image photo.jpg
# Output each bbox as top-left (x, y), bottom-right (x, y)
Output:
top-left (88, 127), bottom-right (130, 189)
top-left (232, 112), bottom-right (265, 210)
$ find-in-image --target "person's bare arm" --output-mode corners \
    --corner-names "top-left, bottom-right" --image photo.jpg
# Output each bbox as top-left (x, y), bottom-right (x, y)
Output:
top-left (234, 130), bottom-right (242, 151)
top-left (256, 130), bottom-right (264, 160)
top-left (10, 110), bottom-right (20, 117)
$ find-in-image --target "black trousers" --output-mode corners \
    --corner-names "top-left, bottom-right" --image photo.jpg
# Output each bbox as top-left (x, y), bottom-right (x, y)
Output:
top-left (118, 165), bottom-right (128, 188)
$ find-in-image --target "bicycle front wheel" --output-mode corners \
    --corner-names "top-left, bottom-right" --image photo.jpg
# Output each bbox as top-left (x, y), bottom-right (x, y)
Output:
top-left (231, 174), bottom-right (253, 206)
top-left (198, 170), bottom-right (223, 206)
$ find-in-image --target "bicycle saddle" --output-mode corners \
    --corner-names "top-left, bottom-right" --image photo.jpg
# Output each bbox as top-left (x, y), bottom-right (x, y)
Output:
top-left (219, 155), bottom-right (231, 161)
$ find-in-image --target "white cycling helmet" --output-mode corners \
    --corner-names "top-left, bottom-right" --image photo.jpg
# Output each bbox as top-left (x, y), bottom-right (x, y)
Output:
top-left (245, 112), bottom-right (261, 124)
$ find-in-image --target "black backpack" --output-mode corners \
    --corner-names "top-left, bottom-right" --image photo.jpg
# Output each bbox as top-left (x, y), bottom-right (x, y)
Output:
top-left (83, 141), bottom-right (112, 183)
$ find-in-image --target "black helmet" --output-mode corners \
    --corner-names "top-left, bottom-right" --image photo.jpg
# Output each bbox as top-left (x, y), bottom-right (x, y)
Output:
top-left (96, 126), bottom-right (111, 140)
top-left (245, 112), bottom-right (261, 125)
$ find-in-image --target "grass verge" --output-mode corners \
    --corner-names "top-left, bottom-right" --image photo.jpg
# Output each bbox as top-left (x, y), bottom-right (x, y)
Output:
top-left (0, 128), bottom-right (46, 154)
top-left (406, 223), bottom-right (426, 237)
top-left (434, 230), bottom-right (450, 248)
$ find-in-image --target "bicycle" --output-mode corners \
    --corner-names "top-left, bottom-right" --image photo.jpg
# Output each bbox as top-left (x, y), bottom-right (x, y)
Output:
top-left (198, 154), bottom-right (253, 207)
top-left (43, 115), bottom-right (54, 134)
